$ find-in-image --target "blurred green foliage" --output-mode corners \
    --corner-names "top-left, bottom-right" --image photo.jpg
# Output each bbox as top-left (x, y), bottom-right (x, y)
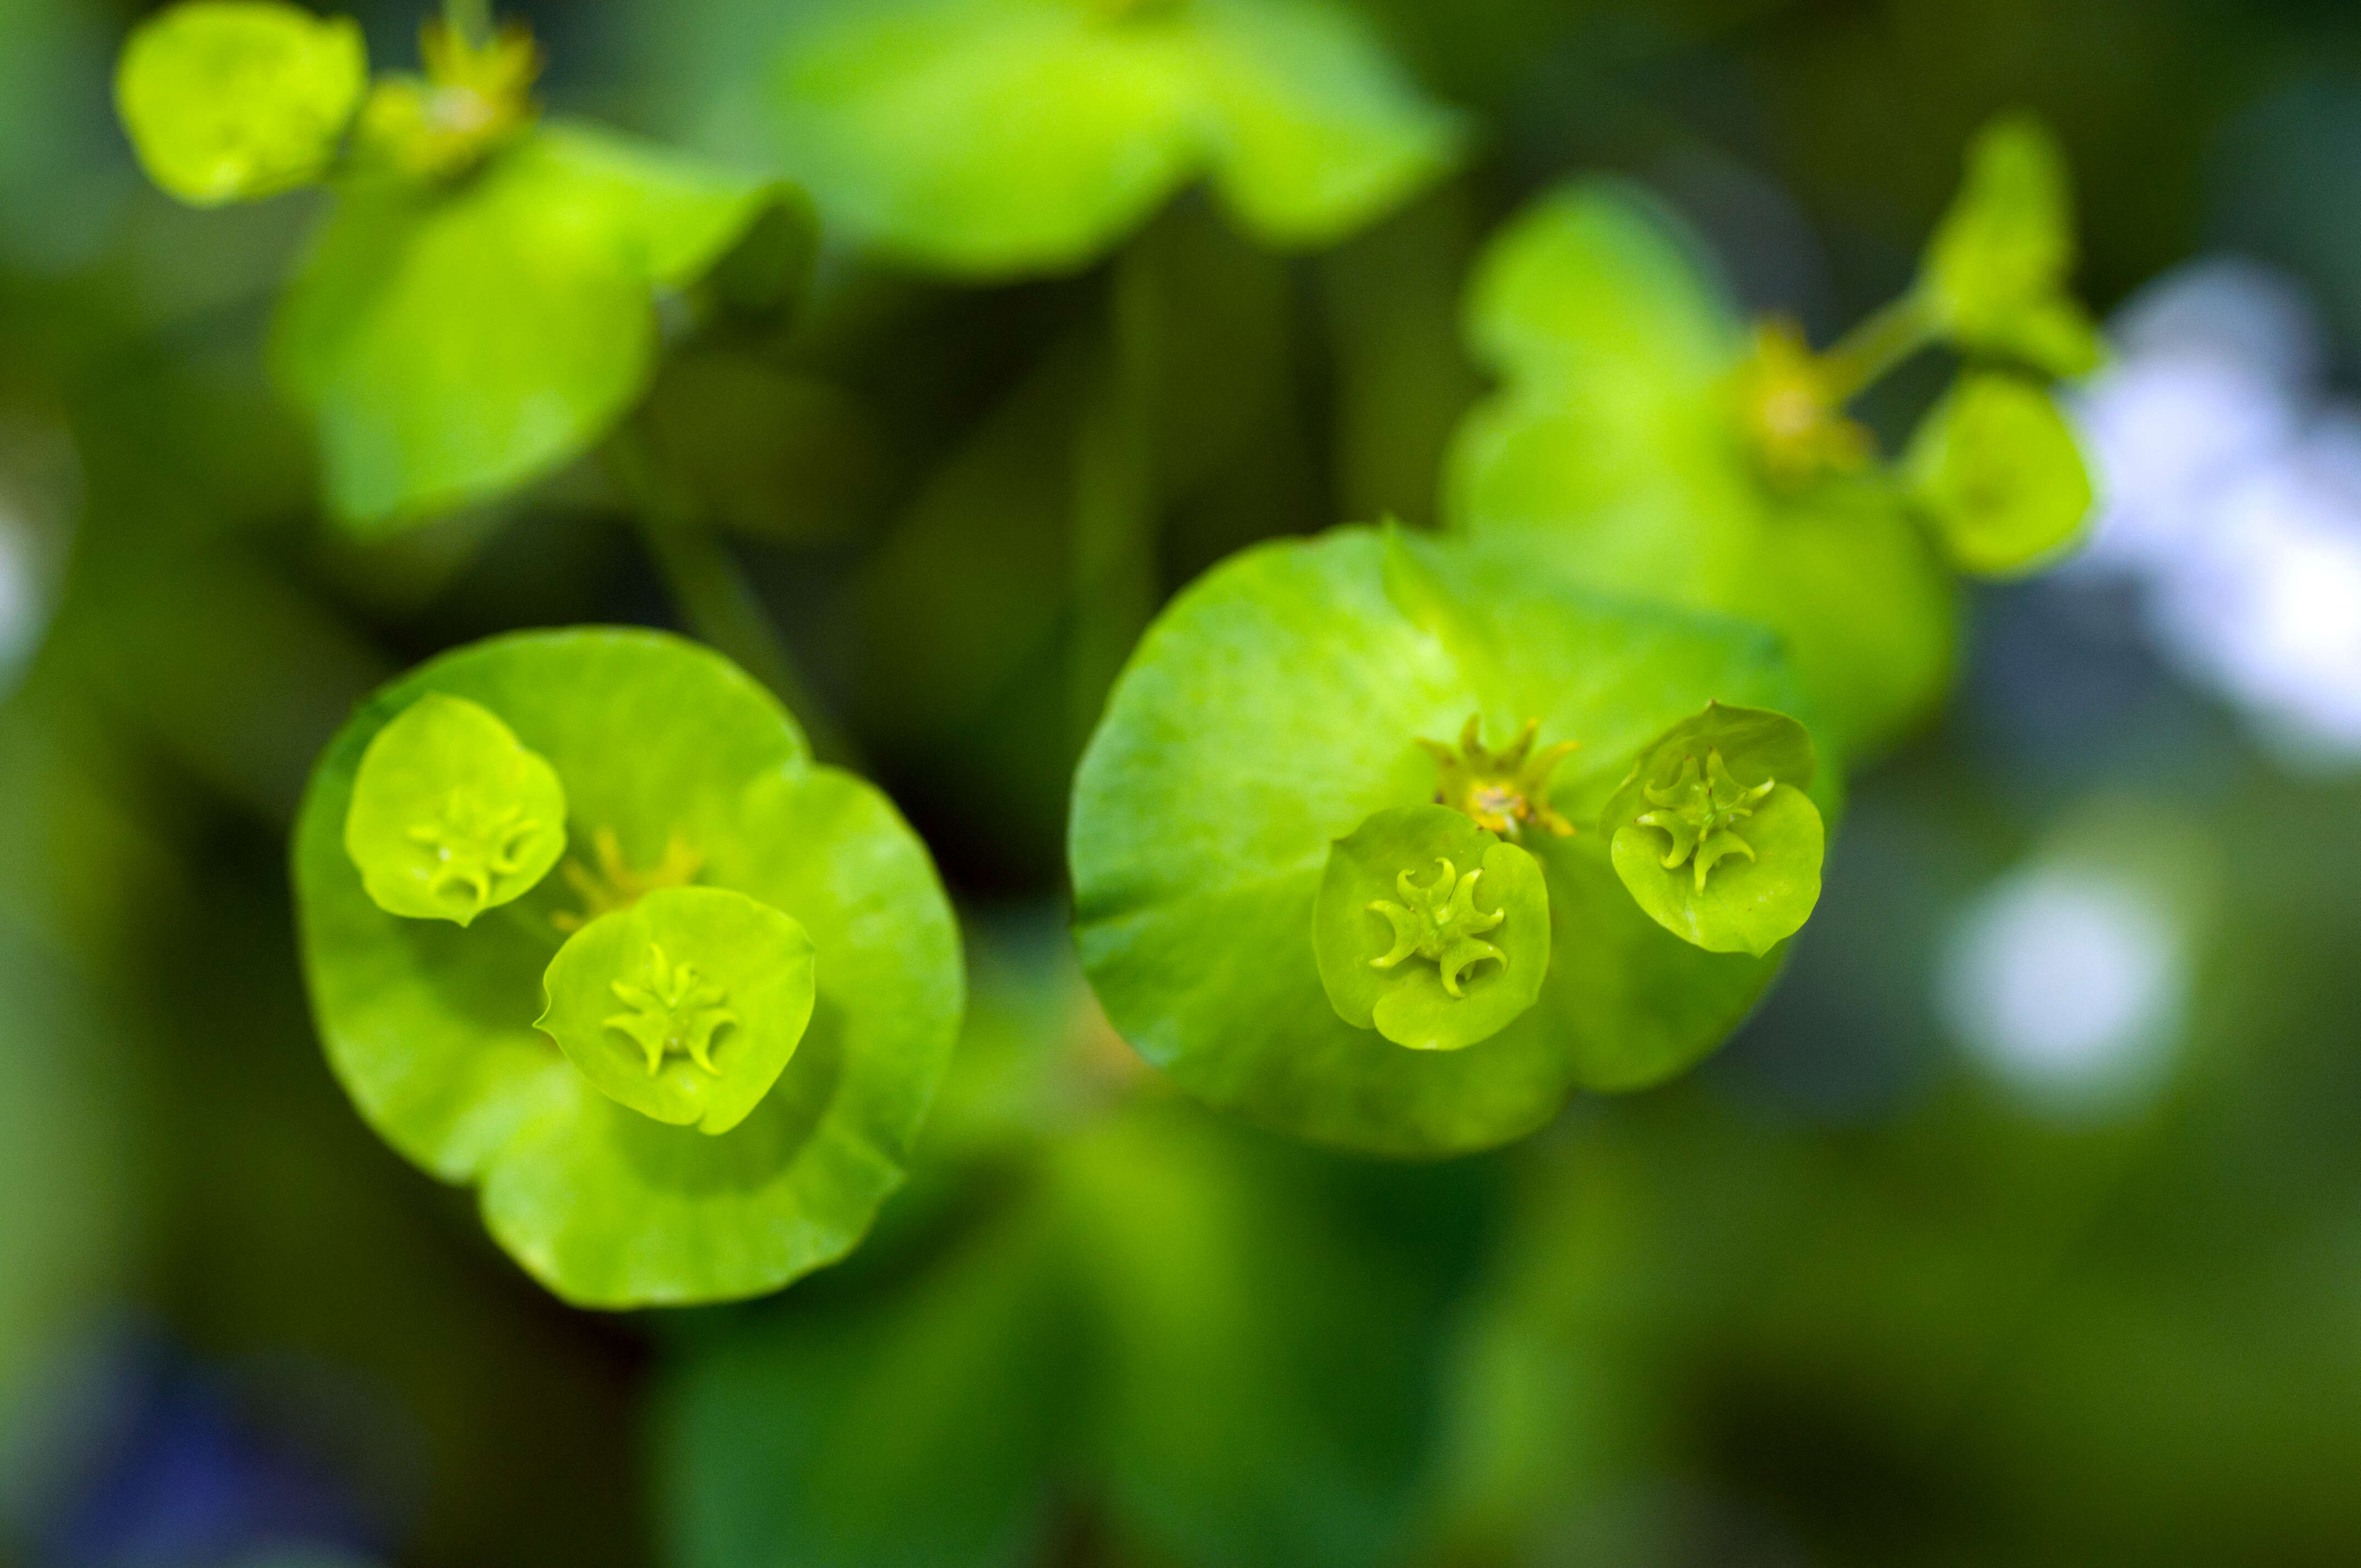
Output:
top-left (11, 0), bottom-right (2361, 1565)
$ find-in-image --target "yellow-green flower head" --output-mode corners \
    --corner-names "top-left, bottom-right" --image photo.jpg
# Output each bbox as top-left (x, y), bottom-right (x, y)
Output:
top-left (1418, 715), bottom-right (1577, 840)
top-left (355, 19), bottom-right (540, 182)
top-left (1636, 749), bottom-right (1776, 894)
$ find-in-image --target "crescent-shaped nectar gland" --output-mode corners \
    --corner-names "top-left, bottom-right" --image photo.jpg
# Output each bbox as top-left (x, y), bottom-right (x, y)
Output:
top-left (1636, 749), bottom-right (1776, 892)
top-left (1366, 857), bottom-right (1508, 998)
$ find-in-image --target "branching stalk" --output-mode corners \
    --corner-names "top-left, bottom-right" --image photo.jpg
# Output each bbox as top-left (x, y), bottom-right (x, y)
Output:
top-left (610, 422), bottom-right (863, 770)
top-left (443, 0), bottom-right (494, 46)
top-left (1816, 291), bottom-right (1939, 404)
top-left (1068, 236), bottom-right (1164, 756)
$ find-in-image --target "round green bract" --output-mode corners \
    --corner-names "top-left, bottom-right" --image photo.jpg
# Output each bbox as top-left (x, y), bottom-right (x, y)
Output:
top-left (1445, 179), bottom-right (1957, 764)
top-left (1920, 112), bottom-right (2102, 378)
top-left (273, 121), bottom-right (808, 531)
top-left (766, 0), bottom-right (1464, 276)
top-left (342, 691), bottom-right (567, 926)
top-left (1602, 703), bottom-right (1825, 958)
top-left (1907, 370), bottom-right (2094, 578)
top-left (1069, 525), bottom-right (1834, 1157)
top-left (293, 628), bottom-right (962, 1308)
top-left (1314, 805), bottom-right (1548, 1052)
top-left (538, 885), bottom-right (817, 1136)
top-left (116, 1), bottom-right (366, 206)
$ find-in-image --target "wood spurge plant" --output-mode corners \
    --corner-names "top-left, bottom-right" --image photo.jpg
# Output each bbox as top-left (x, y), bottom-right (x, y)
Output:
top-left (117, 0), bottom-right (812, 531)
top-left (107, 0), bottom-right (2101, 1326)
top-left (293, 629), bottom-right (959, 1306)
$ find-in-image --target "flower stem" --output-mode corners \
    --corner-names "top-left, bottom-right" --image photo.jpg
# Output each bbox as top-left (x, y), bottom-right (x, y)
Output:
top-left (1067, 236), bottom-right (1163, 757)
top-left (1816, 291), bottom-right (1939, 404)
top-left (443, 0), bottom-right (493, 45)
top-left (609, 422), bottom-right (863, 770)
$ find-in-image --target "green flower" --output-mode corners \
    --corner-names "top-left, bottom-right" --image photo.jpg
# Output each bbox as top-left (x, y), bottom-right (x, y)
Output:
top-left (1638, 751), bottom-right (1773, 894)
top-left (1417, 716), bottom-right (1577, 840)
top-left (764, 0), bottom-right (1465, 275)
top-left (1921, 113), bottom-right (2104, 379)
top-left (113, 4), bottom-right (815, 531)
top-left (1310, 804), bottom-right (1550, 1054)
top-left (1070, 525), bottom-right (1836, 1155)
top-left (1446, 178), bottom-right (1956, 763)
top-left (1371, 858), bottom-right (1505, 994)
top-left (1602, 703), bottom-right (1826, 957)
top-left (1448, 114), bottom-right (2100, 762)
top-left (116, 1), bottom-right (366, 206)
top-left (537, 884), bottom-right (817, 1137)
top-left (341, 691), bottom-right (567, 926)
top-left (293, 629), bottom-right (961, 1306)
top-left (1907, 370), bottom-right (2095, 576)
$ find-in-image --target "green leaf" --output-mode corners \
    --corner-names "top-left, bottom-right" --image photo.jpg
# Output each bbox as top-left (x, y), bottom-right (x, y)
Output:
top-left (766, 0), bottom-right (1460, 276)
top-left (115, 1), bottom-right (366, 206)
top-left (1460, 177), bottom-right (1737, 406)
top-left (1313, 805), bottom-right (1548, 1051)
top-left (342, 691), bottom-right (567, 926)
top-left (1601, 703), bottom-right (1824, 956)
top-left (292, 629), bottom-right (962, 1307)
top-left (1447, 179), bottom-right (1957, 763)
top-left (659, 1203), bottom-right (1075, 1568)
top-left (1070, 526), bottom-right (1830, 1156)
top-left (274, 121), bottom-right (802, 531)
top-left (0, 933), bottom-right (136, 1419)
top-left (1051, 1106), bottom-right (1463, 1567)
top-left (1921, 112), bottom-right (2103, 377)
top-left (1907, 369), bottom-right (2095, 577)
top-left (1183, 0), bottom-right (1466, 251)
top-left (537, 885), bottom-right (817, 1136)
top-left (661, 1085), bottom-right (1482, 1568)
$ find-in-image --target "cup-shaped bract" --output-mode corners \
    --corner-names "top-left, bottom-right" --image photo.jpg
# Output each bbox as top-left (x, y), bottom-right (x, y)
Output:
top-left (116, 1), bottom-right (367, 206)
top-left (1313, 805), bottom-right (1548, 1052)
top-left (1445, 179), bottom-right (1956, 764)
top-left (273, 121), bottom-right (813, 531)
top-left (538, 885), bottom-right (817, 1136)
top-left (293, 629), bottom-right (962, 1307)
top-left (1907, 371), bottom-right (2094, 577)
top-left (765, 0), bottom-right (1465, 276)
top-left (1921, 112), bottom-right (2103, 378)
top-left (1603, 703), bottom-right (1825, 958)
top-left (1070, 526), bottom-right (1837, 1156)
top-left (342, 691), bottom-right (567, 925)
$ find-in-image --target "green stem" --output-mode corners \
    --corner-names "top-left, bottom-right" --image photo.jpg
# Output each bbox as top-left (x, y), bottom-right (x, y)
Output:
top-left (609, 424), bottom-right (864, 771)
top-left (1068, 237), bottom-right (1163, 758)
top-left (1816, 291), bottom-right (1939, 404)
top-left (443, 0), bottom-right (493, 45)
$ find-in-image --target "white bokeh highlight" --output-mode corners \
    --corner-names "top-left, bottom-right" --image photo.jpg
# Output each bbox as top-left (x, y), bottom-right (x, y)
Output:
top-left (0, 507), bottom-right (33, 680)
top-left (2072, 258), bottom-right (2361, 764)
top-left (1938, 863), bottom-right (2186, 1112)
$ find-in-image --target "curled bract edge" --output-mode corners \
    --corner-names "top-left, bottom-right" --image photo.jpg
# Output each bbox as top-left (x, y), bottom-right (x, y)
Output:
top-left (1906, 370), bottom-right (2094, 578)
top-left (116, 0), bottom-right (369, 206)
top-left (1313, 803), bottom-right (1549, 1052)
top-left (1920, 111), bottom-right (2103, 379)
top-left (342, 690), bottom-right (567, 925)
top-left (536, 884), bottom-right (817, 1136)
top-left (1602, 702), bottom-right (1825, 957)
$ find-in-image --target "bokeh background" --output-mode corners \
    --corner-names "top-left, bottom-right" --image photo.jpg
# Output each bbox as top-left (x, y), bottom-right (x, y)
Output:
top-left (11, 0), bottom-right (2361, 1564)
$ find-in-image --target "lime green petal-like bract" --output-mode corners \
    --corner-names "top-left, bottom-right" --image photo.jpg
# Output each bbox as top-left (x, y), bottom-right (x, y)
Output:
top-left (274, 122), bottom-right (809, 531)
top-left (293, 629), bottom-right (961, 1307)
top-left (1446, 179), bottom-right (1957, 763)
top-left (116, 1), bottom-right (367, 206)
top-left (1070, 526), bottom-right (1835, 1157)
top-left (767, 0), bottom-right (1464, 276)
